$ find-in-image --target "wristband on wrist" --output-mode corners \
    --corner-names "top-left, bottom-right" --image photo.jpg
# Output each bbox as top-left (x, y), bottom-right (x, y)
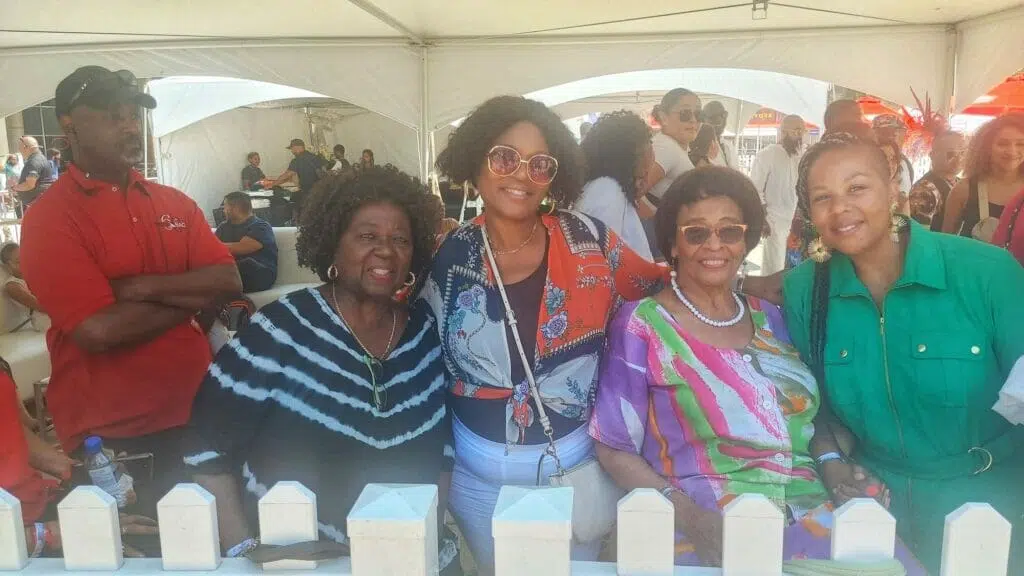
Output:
top-left (659, 485), bottom-right (682, 500)
top-left (815, 451), bottom-right (845, 466)
top-left (31, 522), bottom-right (45, 558)
top-left (226, 537), bottom-right (259, 558)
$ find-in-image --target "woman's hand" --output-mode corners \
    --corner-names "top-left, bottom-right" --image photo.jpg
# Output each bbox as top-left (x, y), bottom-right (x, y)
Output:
top-left (120, 514), bottom-right (159, 558)
top-left (675, 500), bottom-right (724, 567)
top-left (820, 461), bottom-right (889, 508)
top-left (741, 271), bottom-right (786, 306)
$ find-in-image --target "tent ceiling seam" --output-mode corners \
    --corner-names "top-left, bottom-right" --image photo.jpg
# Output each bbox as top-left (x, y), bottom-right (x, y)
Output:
top-left (344, 0), bottom-right (424, 45)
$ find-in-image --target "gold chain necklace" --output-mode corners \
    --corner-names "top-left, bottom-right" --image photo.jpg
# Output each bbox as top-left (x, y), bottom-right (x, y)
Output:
top-left (486, 219), bottom-right (539, 256)
top-left (330, 283), bottom-right (397, 360)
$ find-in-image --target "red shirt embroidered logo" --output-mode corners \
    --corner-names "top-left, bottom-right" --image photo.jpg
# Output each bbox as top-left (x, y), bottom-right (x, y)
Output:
top-left (159, 214), bottom-right (187, 231)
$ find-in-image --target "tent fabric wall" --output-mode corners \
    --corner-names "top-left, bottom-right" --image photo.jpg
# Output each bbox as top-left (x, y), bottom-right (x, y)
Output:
top-left (0, 42), bottom-right (422, 128)
top-left (426, 26), bottom-right (952, 128)
top-left (329, 113), bottom-right (419, 177)
top-left (158, 107), bottom-right (308, 223)
top-left (954, 6), bottom-right (1024, 111)
top-left (157, 105), bottom-right (420, 223)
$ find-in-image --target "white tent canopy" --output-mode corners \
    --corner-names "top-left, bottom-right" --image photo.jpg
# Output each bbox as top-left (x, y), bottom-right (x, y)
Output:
top-left (148, 77), bottom-right (331, 138)
top-left (2, 0), bottom-right (1021, 178)
top-left (526, 69), bottom-right (829, 130)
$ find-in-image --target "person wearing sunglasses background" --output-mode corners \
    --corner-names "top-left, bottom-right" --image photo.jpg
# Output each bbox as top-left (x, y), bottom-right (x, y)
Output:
top-left (646, 88), bottom-right (703, 204)
top-left (183, 166), bottom-right (461, 572)
top-left (423, 95), bottom-right (667, 572)
top-left (588, 166), bottom-right (925, 571)
top-left (703, 100), bottom-right (738, 170)
top-left (908, 131), bottom-right (967, 229)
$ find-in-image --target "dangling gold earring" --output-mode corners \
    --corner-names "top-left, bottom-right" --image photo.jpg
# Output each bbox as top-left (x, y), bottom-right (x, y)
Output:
top-left (890, 201), bottom-right (905, 243)
top-left (327, 264), bottom-right (339, 281)
top-left (403, 271), bottom-right (417, 287)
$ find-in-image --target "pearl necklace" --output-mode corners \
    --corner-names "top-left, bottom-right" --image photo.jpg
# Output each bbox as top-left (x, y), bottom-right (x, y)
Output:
top-left (486, 219), bottom-right (539, 256)
top-left (670, 273), bottom-right (746, 328)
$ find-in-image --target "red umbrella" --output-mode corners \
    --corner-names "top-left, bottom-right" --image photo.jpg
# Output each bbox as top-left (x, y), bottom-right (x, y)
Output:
top-left (962, 73), bottom-right (1024, 116)
top-left (857, 96), bottom-right (898, 120)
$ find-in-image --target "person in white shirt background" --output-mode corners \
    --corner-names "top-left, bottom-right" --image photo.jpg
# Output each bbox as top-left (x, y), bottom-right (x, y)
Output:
top-left (703, 100), bottom-right (738, 170)
top-left (749, 114), bottom-right (806, 275)
top-left (576, 110), bottom-right (656, 260)
top-left (645, 88), bottom-right (702, 203)
top-left (642, 88), bottom-right (702, 259)
top-left (0, 243), bottom-right (48, 333)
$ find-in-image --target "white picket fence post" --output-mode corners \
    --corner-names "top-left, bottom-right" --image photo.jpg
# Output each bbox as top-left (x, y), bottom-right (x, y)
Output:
top-left (722, 494), bottom-right (784, 576)
top-left (0, 490), bottom-right (27, 571)
top-left (347, 483), bottom-right (438, 576)
top-left (616, 488), bottom-right (674, 575)
top-left (831, 498), bottom-right (896, 562)
top-left (941, 503), bottom-right (1012, 576)
top-left (492, 486), bottom-right (573, 576)
top-left (57, 486), bottom-right (122, 571)
top-left (157, 483), bottom-right (221, 571)
top-left (258, 480), bottom-right (319, 571)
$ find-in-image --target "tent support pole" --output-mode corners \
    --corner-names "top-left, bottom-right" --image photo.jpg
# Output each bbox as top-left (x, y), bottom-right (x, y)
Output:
top-left (941, 25), bottom-right (959, 114)
top-left (419, 46), bottom-right (431, 182)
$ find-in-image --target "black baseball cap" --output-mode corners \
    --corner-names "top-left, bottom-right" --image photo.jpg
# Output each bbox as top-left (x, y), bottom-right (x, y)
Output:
top-left (54, 66), bottom-right (157, 117)
top-left (287, 138), bottom-right (306, 149)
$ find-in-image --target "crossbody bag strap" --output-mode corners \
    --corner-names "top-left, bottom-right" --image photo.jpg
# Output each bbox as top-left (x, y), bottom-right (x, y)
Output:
top-left (480, 225), bottom-right (565, 474)
top-left (978, 180), bottom-right (990, 221)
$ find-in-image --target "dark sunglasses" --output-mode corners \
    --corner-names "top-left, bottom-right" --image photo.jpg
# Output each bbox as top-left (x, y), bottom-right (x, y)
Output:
top-left (678, 109), bottom-right (704, 123)
top-left (67, 69), bottom-right (139, 112)
top-left (945, 149), bottom-right (966, 159)
top-left (679, 224), bottom-right (748, 246)
top-left (486, 145), bottom-right (559, 185)
top-left (363, 356), bottom-right (388, 412)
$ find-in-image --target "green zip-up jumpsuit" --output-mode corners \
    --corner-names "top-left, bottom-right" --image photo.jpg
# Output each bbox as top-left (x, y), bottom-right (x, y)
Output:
top-left (784, 221), bottom-right (1024, 573)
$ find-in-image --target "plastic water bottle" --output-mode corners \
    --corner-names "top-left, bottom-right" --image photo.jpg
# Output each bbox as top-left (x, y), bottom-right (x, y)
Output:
top-left (83, 436), bottom-right (129, 508)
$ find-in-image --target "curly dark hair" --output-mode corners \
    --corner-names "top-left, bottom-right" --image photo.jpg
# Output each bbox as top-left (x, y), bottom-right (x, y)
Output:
top-left (295, 165), bottom-right (441, 285)
top-left (965, 112), bottom-right (1024, 179)
top-left (580, 110), bottom-right (652, 206)
top-left (654, 166), bottom-right (765, 259)
top-left (435, 95), bottom-right (585, 207)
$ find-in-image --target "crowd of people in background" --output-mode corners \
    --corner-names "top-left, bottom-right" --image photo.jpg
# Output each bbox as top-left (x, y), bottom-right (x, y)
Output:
top-left (3, 63), bottom-right (1024, 576)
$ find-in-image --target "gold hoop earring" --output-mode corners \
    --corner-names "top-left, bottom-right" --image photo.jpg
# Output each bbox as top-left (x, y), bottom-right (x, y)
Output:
top-left (327, 264), bottom-right (339, 281)
top-left (544, 198), bottom-right (557, 215)
top-left (807, 236), bottom-right (832, 263)
top-left (404, 272), bottom-right (416, 287)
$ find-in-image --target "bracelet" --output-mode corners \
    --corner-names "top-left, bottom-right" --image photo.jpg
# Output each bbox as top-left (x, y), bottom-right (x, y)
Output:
top-left (31, 523), bottom-right (45, 558)
top-left (226, 537), bottom-right (259, 558)
top-left (815, 451), bottom-right (845, 466)
top-left (658, 485), bottom-right (682, 499)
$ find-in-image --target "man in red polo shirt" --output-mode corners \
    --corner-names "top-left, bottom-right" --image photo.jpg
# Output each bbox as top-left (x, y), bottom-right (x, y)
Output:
top-left (20, 66), bottom-right (241, 516)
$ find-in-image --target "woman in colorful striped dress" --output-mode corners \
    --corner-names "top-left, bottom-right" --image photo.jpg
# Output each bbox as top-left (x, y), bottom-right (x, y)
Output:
top-left (588, 167), bottom-right (923, 572)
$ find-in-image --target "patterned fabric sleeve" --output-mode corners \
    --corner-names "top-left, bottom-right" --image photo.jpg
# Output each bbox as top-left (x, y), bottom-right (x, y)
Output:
top-left (183, 315), bottom-right (276, 475)
top-left (588, 302), bottom-right (650, 454)
top-left (602, 222), bottom-right (668, 301)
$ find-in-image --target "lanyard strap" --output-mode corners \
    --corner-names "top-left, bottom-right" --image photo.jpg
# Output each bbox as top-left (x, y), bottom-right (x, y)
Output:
top-left (480, 224), bottom-right (564, 474)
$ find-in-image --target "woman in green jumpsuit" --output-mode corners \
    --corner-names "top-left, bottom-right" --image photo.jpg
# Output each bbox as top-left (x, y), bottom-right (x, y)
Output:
top-left (780, 132), bottom-right (1024, 573)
